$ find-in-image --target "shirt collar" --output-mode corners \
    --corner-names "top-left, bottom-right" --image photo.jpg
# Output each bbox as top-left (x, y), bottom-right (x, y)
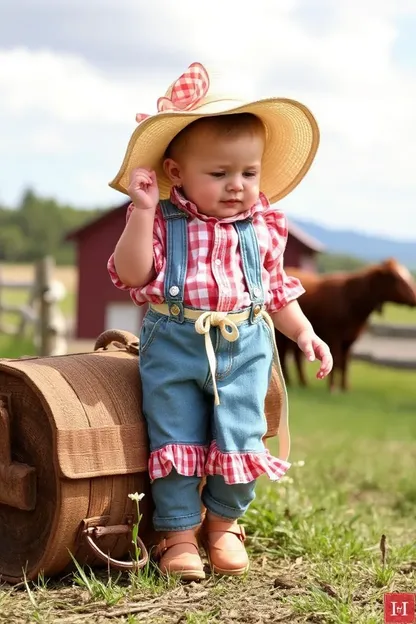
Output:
top-left (169, 186), bottom-right (269, 223)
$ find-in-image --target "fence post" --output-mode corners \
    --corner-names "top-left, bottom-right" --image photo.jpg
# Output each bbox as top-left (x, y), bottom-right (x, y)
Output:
top-left (35, 256), bottom-right (54, 356)
top-left (0, 266), bottom-right (3, 333)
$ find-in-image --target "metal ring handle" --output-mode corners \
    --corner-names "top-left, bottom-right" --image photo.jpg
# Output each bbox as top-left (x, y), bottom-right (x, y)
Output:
top-left (83, 525), bottom-right (149, 571)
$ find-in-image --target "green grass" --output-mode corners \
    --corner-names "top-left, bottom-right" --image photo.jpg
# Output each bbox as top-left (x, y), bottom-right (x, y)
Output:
top-left (1, 288), bottom-right (75, 318)
top-left (246, 361), bottom-right (416, 622)
top-left (371, 302), bottom-right (416, 325)
top-left (0, 360), bottom-right (414, 623)
top-left (0, 334), bottom-right (36, 358)
top-left (0, 288), bottom-right (75, 358)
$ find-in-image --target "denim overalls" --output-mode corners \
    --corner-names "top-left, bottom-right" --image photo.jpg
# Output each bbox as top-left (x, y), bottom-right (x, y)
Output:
top-left (139, 200), bottom-right (290, 532)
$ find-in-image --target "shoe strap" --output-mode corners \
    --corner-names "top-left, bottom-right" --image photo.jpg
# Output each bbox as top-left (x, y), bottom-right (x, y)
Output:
top-left (154, 533), bottom-right (199, 559)
top-left (203, 521), bottom-right (246, 541)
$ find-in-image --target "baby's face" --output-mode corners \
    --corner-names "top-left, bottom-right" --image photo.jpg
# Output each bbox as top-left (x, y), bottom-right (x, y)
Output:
top-left (165, 125), bottom-right (264, 219)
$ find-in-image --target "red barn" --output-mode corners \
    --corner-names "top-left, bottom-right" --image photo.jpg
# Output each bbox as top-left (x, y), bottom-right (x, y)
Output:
top-left (67, 202), bottom-right (324, 339)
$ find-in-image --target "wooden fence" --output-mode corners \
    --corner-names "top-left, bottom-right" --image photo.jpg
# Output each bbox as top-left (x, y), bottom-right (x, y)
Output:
top-left (352, 321), bottom-right (416, 370)
top-left (0, 257), bottom-right (68, 356)
top-left (367, 322), bottom-right (416, 339)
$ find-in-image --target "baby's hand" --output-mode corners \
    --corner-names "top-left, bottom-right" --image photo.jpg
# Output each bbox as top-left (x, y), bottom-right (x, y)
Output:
top-left (128, 167), bottom-right (159, 211)
top-left (296, 330), bottom-right (333, 379)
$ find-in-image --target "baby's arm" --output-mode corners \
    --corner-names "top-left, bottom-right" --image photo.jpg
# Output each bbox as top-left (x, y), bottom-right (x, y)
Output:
top-left (272, 302), bottom-right (332, 378)
top-left (113, 168), bottom-right (159, 287)
top-left (263, 206), bottom-right (333, 379)
top-left (270, 300), bottom-right (312, 343)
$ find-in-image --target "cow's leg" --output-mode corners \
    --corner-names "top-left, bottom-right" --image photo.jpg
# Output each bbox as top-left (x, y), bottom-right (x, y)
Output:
top-left (328, 367), bottom-right (337, 392)
top-left (328, 343), bottom-right (340, 393)
top-left (340, 345), bottom-right (350, 392)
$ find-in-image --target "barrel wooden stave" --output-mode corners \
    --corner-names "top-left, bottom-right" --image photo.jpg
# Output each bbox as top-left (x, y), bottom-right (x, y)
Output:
top-left (0, 375), bottom-right (57, 581)
top-left (0, 350), bottom-right (154, 584)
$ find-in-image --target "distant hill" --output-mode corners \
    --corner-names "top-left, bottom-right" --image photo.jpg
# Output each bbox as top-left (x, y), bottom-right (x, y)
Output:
top-left (293, 218), bottom-right (416, 269)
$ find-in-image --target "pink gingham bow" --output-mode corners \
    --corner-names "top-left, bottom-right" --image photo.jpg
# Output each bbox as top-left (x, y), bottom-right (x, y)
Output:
top-left (135, 62), bottom-right (210, 124)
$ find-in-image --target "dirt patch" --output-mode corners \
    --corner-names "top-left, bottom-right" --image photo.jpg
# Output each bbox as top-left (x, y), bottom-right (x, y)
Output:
top-left (0, 558), bottom-right (307, 624)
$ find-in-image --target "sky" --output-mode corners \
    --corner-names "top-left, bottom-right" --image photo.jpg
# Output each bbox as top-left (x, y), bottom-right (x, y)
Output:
top-left (1, 0), bottom-right (416, 240)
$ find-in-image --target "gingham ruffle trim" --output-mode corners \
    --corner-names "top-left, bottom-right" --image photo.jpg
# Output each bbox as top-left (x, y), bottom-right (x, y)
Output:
top-left (205, 441), bottom-right (291, 484)
top-left (149, 444), bottom-right (207, 480)
top-left (148, 442), bottom-right (291, 484)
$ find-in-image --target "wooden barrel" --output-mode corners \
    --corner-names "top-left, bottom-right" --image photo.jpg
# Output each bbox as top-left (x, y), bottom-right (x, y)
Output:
top-left (0, 329), bottom-right (283, 584)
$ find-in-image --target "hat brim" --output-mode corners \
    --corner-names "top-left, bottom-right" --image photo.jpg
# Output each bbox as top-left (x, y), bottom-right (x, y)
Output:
top-left (109, 98), bottom-right (320, 204)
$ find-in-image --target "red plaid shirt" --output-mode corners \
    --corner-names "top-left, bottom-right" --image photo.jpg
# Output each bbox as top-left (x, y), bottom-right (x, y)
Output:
top-left (107, 187), bottom-right (304, 313)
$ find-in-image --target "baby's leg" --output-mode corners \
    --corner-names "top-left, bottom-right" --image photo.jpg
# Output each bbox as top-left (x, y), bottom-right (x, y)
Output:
top-left (151, 470), bottom-right (206, 580)
top-left (139, 316), bottom-right (212, 580)
top-left (142, 376), bottom-right (210, 535)
top-left (201, 475), bottom-right (256, 521)
top-left (200, 476), bottom-right (255, 575)
top-left (151, 469), bottom-right (203, 532)
top-left (200, 318), bottom-right (289, 575)
top-left (142, 377), bottom-right (209, 580)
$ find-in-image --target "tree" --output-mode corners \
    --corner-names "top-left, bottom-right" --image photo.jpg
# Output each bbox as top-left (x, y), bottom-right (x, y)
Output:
top-left (317, 252), bottom-right (367, 273)
top-left (0, 188), bottom-right (104, 264)
top-left (0, 224), bottom-right (27, 261)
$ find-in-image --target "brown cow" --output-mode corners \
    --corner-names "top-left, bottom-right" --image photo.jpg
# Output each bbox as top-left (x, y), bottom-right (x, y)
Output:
top-left (276, 259), bottom-right (416, 392)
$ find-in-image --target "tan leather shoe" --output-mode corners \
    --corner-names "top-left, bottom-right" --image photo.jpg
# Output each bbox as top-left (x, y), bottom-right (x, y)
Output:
top-left (200, 518), bottom-right (249, 576)
top-left (154, 529), bottom-right (205, 581)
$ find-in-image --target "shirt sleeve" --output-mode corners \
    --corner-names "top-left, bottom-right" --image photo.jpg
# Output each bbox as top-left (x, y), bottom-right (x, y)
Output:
top-left (263, 207), bottom-right (305, 314)
top-left (107, 202), bottom-right (166, 298)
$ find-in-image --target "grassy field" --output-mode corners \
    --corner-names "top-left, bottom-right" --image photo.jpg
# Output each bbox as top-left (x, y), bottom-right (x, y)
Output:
top-left (0, 264), bottom-right (77, 334)
top-left (0, 334), bottom-right (36, 358)
top-left (0, 358), bottom-right (414, 623)
top-left (371, 302), bottom-right (416, 325)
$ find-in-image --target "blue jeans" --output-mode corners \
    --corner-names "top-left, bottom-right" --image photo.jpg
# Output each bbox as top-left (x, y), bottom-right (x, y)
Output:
top-left (139, 307), bottom-right (275, 531)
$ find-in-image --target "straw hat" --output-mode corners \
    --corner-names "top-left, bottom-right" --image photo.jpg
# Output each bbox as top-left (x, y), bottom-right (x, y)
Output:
top-left (109, 62), bottom-right (320, 204)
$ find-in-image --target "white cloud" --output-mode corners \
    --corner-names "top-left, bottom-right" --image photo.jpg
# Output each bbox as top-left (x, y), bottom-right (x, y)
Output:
top-left (0, 48), bottom-right (152, 124)
top-left (0, 0), bottom-right (415, 240)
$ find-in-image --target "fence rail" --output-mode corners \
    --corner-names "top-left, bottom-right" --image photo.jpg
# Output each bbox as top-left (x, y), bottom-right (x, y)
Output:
top-left (352, 321), bottom-right (416, 370)
top-left (0, 281), bottom-right (34, 289)
top-left (368, 322), bottom-right (416, 339)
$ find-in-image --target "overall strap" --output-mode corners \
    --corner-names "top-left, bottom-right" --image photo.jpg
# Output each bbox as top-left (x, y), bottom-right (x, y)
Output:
top-left (159, 199), bottom-right (188, 323)
top-left (235, 217), bottom-right (291, 462)
top-left (233, 218), bottom-right (264, 322)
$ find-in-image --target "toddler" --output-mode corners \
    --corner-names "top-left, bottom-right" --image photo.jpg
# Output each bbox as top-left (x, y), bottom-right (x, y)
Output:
top-left (108, 62), bottom-right (332, 580)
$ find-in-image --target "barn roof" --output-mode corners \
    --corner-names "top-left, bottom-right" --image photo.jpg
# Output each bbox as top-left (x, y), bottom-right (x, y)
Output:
top-left (66, 201), bottom-right (324, 252)
top-left (66, 201), bottom-right (131, 241)
top-left (286, 219), bottom-right (324, 252)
